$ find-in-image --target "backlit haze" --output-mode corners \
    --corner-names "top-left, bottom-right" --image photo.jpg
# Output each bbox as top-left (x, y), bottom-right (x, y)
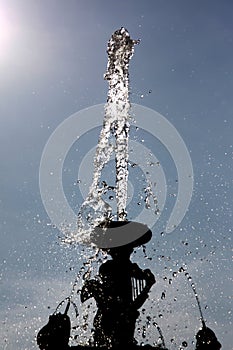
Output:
top-left (1, 1), bottom-right (232, 349)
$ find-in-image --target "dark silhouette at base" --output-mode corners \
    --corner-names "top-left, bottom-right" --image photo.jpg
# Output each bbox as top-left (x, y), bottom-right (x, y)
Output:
top-left (81, 221), bottom-right (155, 348)
top-left (195, 326), bottom-right (222, 350)
top-left (37, 312), bottom-right (71, 350)
top-left (81, 249), bottom-right (155, 346)
top-left (36, 221), bottom-right (222, 350)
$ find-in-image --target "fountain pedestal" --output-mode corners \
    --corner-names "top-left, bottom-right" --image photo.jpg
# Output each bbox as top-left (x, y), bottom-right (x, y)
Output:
top-left (80, 221), bottom-right (156, 348)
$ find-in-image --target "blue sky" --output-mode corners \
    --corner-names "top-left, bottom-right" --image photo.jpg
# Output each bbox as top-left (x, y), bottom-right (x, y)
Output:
top-left (1, 1), bottom-right (232, 349)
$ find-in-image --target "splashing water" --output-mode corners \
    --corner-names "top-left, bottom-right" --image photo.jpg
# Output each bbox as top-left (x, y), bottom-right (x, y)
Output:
top-left (67, 28), bottom-right (140, 243)
top-left (144, 180), bottom-right (159, 214)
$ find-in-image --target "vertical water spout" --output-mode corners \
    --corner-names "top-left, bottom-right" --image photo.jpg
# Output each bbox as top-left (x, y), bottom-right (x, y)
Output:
top-left (77, 28), bottom-right (139, 238)
top-left (104, 27), bottom-right (139, 220)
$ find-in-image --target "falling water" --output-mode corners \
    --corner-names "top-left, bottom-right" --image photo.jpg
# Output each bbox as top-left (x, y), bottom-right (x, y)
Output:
top-left (185, 272), bottom-right (206, 328)
top-left (74, 28), bottom-right (140, 241)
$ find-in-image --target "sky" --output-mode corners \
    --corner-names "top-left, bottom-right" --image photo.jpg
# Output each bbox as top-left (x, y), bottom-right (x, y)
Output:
top-left (0, 0), bottom-right (232, 349)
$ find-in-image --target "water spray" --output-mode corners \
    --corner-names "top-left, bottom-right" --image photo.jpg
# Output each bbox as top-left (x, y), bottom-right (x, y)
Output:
top-left (153, 321), bottom-right (166, 349)
top-left (185, 272), bottom-right (206, 329)
top-left (54, 297), bottom-right (78, 318)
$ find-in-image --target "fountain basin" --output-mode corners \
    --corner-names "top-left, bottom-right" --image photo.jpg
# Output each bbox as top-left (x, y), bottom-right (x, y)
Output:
top-left (91, 220), bottom-right (152, 249)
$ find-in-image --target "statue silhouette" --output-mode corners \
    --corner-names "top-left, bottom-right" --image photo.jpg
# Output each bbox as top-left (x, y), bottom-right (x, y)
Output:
top-left (195, 326), bottom-right (222, 350)
top-left (81, 221), bottom-right (155, 348)
top-left (37, 220), bottom-right (223, 350)
top-left (37, 311), bottom-right (71, 350)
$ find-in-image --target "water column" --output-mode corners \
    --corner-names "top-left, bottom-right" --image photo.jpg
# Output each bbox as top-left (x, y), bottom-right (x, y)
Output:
top-left (103, 27), bottom-right (139, 220)
top-left (77, 28), bottom-right (139, 236)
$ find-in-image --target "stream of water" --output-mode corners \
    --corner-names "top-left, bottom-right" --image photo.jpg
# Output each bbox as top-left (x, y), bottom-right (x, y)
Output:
top-left (69, 28), bottom-right (140, 243)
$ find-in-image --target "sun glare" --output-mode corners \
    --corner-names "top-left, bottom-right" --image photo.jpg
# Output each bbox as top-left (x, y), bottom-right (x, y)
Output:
top-left (0, 11), bottom-right (10, 42)
top-left (0, 8), bottom-right (15, 60)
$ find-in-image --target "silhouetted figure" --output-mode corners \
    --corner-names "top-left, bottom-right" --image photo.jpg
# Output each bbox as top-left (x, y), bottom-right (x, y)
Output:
top-left (195, 326), bottom-right (222, 350)
top-left (37, 312), bottom-right (71, 350)
top-left (81, 221), bottom-right (155, 348)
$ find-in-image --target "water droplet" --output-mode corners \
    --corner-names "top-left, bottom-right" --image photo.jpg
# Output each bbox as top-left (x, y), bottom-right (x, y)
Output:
top-left (109, 196), bottom-right (114, 201)
top-left (182, 341), bottom-right (188, 347)
top-left (161, 291), bottom-right (166, 300)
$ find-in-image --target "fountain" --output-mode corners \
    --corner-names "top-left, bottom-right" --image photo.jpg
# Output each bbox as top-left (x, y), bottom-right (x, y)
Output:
top-left (36, 28), bottom-right (222, 350)
top-left (76, 26), bottom-right (138, 234)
